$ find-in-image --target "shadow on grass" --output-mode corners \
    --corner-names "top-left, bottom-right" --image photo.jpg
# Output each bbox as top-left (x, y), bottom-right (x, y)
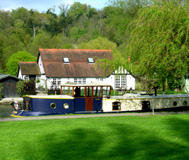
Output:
top-left (106, 121), bottom-right (189, 159)
top-left (20, 117), bottom-right (189, 160)
top-left (21, 128), bottom-right (104, 160)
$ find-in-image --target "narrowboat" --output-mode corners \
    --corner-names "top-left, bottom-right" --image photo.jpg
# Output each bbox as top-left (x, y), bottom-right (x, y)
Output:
top-left (12, 83), bottom-right (112, 116)
top-left (12, 83), bottom-right (189, 117)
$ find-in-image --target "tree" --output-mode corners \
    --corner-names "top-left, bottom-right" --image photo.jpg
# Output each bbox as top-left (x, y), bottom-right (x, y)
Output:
top-left (6, 51), bottom-right (36, 76)
top-left (78, 37), bottom-right (117, 50)
top-left (1, 34), bottom-right (25, 70)
top-left (126, 0), bottom-right (189, 91)
top-left (104, 0), bottom-right (147, 45)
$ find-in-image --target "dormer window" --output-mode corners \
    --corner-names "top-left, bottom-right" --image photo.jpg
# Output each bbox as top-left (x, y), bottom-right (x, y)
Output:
top-left (88, 58), bottom-right (94, 63)
top-left (63, 57), bottom-right (69, 63)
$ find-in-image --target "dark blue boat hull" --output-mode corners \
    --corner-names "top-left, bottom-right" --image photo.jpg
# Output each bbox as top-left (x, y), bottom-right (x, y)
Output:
top-left (12, 96), bottom-right (102, 116)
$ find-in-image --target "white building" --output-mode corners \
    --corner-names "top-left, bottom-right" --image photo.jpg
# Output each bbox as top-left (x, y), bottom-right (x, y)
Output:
top-left (18, 48), bottom-right (135, 90)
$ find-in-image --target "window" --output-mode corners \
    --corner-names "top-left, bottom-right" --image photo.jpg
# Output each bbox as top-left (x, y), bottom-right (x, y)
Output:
top-left (24, 75), bottom-right (29, 81)
top-left (52, 78), bottom-right (56, 85)
top-left (63, 103), bottom-right (69, 109)
top-left (112, 102), bottom-right (121, 110)
top-left (173, 101), bottom-right (177, 106)
top-left (121, 76), bottom-right (126, 88)
top-left (142, 101), bottom-right (150, 110)
top-left (96, 78), bottom-right (103, 82)
top-left (74, 78), bottom-right (86, 84)
top-left (50, 103), bottom-right (56, 109)
top-left (87, 87), bottom-right (92, 97)
top-left (88, 58), bottom-right (94, 63)
top-left (115, 75), bottom-right (126, 89)
top-left (183, 101), bottom-right (187, 106)
top-left (115, 75), bottom-right (120, 88)
top-left (51, 78), bottom-right (61, 89)
top-left (63, 57), bottom-right (69, 63)
top-left (93, 87), bottom-right (101, 97)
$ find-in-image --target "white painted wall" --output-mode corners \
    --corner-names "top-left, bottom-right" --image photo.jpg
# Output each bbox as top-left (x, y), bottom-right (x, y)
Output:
top-left (17, 69), bottom-right (29, 80)
top-left (38, 55), bottom-right (45, 74)
top-left (17, 69), bottom-right (22, 79)
top-left (36, 75), bottom-right (135, 90)
top-left (126, 75), bottom-right (135, 90)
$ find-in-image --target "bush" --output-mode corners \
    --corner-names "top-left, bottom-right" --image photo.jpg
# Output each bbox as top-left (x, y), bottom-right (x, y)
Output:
top-left (17, 80), bottom-right (36, 96)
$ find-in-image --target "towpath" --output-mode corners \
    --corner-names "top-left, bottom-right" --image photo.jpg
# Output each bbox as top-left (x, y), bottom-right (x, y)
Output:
top-left (0, 112), bottom-right (189, 122)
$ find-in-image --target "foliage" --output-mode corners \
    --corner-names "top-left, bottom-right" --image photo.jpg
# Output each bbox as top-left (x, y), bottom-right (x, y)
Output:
top-left (62, 43), bottom-right (75, 49)
top-left (0, 115), bottom-right (189, 159)
top-left (105, 0), bottom-right (147, 45)
top-left (6, 51), bottom-right (36, 76)
top-left (78, 37), bottom-right (117, 50)
top-left (0, 0), bottom-right (188, 93)
top-left (16, 80), bottom-right (36, 96)
top-left (126, 0), bottom-right (189, 92)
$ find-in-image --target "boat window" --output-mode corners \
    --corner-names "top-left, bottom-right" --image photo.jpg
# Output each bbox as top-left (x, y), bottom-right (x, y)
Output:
top-left (86, 87), bottom-right (92, 97)
top-left (142, 101), bottom-right (150, 110)
top-left (73, 87), bottom-right (85, 97)
top-left (62, 87), bottom-right (69, 95)
top-left (63, 103), bottom-right (69, 109)
top-left (80, 87), bottom-right (85, 96)
top-left (50, 103), bottom-right (56, 109)
top-left (103, 87), bottom-right (111, 97)
top-left (183, 101), bottom-right (187, 106)
top-left (173, 101), bottom-right (177, 106)
top-left (93, 87), bottom-right (101, 97)
top-left (112, 102), bottom-right (121, 110)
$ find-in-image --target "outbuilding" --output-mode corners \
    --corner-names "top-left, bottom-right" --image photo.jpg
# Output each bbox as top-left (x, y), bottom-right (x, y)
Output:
top-left (0, 74), bottom-right (21, 97)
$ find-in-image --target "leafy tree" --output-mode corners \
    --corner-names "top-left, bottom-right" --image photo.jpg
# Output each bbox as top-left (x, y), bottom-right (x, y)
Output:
top-left (68, 2), bottom-right (96, 21)
top-left (0, 10), bottom-right (13, 32)
top-left (104, 0), bottom-right (147, 45)
top-left (11, 7), bottom-right (31, 24)
top-left (26, 32), bottom-right (52, 56)
top-left (78, 37), bottom-right (117, 50)
top-left (126, 0), bottom-right (189, 91)
top-left (6, 51), bottom-right (36, 76)
top-left (1, 34), bottom-right (25, 70)
top-left (62, 44), bottom-right (75, 49)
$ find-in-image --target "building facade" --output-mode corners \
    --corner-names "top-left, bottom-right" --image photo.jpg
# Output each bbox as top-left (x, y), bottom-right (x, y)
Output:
top-left (18, 48), bottom-right (135, 90)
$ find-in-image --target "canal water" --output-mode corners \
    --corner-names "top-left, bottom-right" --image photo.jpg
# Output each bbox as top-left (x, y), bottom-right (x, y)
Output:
top-left (0, 105), bottom-right (14, 118)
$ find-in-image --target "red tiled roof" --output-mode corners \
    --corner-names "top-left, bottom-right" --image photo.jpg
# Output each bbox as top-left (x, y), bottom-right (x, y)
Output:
top-left (39, 48), bottom-right (113, 78)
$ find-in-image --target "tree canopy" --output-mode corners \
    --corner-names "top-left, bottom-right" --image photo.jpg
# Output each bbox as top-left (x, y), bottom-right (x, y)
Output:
top-left (0, 0), bottom-right (189, 92)
top-left (6, 51), bottom-right (37, 76)
top-left (126, 0), bottom-right (189, 90)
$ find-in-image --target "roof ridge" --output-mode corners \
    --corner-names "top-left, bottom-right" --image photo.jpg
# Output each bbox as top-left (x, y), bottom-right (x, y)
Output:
top-left (39, 48), bottom-right (111, 52)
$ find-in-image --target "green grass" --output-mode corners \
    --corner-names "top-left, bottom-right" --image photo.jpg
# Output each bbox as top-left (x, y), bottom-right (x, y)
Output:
top-left (0, 114), bottom-right (189, 160)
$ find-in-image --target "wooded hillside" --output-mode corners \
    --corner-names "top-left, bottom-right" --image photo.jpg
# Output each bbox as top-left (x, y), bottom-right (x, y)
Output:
top-left (0, 0), bottom-right (188, 92)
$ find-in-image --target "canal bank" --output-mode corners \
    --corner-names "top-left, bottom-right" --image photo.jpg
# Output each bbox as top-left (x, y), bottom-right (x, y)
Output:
top-left (0, 98), bottom-right (23, 118)
top-left (0, 97), bottom-right (23, 105)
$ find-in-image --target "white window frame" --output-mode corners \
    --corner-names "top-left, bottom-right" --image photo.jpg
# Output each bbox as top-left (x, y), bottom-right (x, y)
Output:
top-left (74, 78), bottom-right (86, 84)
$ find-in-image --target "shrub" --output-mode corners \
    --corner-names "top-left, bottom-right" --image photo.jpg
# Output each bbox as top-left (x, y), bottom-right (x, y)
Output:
top-left (17, 80), bottom-right (36, 96)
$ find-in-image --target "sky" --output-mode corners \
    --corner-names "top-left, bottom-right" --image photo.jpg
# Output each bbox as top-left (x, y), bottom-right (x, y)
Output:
top-left (0, 0), bottom-right (109, 14)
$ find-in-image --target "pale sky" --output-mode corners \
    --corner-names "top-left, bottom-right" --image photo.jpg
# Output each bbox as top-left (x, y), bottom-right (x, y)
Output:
top-left (0, 0), bottom-right (109, 14)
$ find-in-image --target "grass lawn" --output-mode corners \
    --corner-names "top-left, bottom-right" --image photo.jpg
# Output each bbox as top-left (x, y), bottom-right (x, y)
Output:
top-left (0, 114), bottom-right (189, 160)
